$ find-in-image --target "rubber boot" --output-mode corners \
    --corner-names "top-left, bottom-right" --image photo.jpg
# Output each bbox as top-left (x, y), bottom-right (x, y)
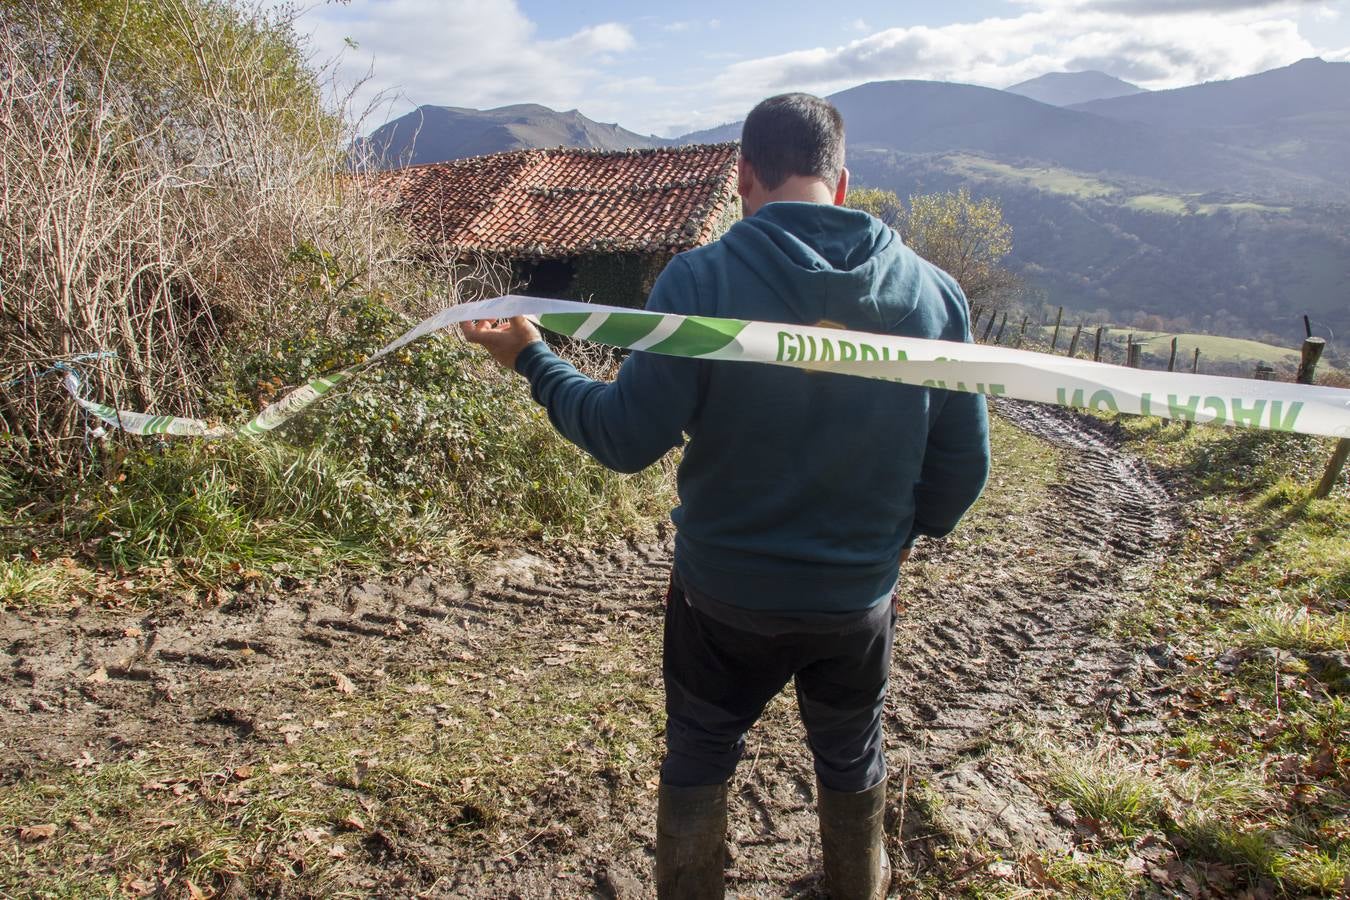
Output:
top-left (656, 782), bottom-right (727, 899)
top-left (817, 777), bottom-right (890, 900)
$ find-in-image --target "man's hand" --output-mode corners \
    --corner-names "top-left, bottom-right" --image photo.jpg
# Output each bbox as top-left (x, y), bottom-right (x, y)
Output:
top-left (460, 316), bottom-right (543, 370)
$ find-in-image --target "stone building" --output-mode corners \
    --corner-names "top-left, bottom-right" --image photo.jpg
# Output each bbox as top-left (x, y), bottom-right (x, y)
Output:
top-left (365, 143), bottom-right (741, 308)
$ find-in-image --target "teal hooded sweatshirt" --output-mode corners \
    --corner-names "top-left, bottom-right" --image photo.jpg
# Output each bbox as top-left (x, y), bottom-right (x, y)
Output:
top-left (514, 201), bottom-right (990, 613)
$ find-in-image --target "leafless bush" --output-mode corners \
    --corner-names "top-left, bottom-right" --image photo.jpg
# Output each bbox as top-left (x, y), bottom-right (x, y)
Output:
top-left (0, 3), bottom-right (416, 474)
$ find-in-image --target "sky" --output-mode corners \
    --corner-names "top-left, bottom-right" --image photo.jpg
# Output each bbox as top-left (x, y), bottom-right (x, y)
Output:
top-left (293, 0), bottom-right (1350, 137)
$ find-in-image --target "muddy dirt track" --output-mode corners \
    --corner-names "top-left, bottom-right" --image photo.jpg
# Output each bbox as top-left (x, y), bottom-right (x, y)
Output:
top-left (1, 403), bottom-right (1177, 897)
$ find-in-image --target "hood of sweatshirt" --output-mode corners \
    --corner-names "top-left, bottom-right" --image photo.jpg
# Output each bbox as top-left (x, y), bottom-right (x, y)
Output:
top-left (719, 201), bottom-right (923, 331)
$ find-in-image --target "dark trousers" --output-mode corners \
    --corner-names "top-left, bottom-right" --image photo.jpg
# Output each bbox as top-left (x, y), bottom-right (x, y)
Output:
top-left (660, 575), bottom-right (897, 793)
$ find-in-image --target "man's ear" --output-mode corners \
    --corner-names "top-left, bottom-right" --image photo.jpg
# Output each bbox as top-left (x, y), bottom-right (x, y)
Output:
top-left (833, 166), bottom-right (849, 206)
top-left (736, 157), bottom-right (754, 198)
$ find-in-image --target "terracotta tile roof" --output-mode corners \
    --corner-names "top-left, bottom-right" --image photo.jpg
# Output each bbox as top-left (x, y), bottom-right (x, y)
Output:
top-left (364, 144), bottom-right (740, 257)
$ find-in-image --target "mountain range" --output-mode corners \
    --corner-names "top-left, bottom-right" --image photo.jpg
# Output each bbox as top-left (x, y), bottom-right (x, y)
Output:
top-left (356, 103), bottom-right (661, 168)
top-left (359, 61), bottom-right (1350, 349)
top-left (1004, 70), bottom-right (1144, 107)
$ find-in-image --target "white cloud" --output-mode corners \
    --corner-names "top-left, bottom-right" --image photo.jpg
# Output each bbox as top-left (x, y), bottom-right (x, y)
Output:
top-left (1064, 0), bottom-right (1325, 11)
top-left (300, 0), bottom-right (633, 125)
top-left (295, 0), bottom-right (1347, 138)
top-left (707, 3), bottom-right (1319, 116)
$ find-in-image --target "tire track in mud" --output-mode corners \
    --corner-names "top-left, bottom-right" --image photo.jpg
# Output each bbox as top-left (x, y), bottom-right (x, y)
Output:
top-left (450, 401), bottom-right (1180, 898)
top-left (0, 542), bottom-right (674, 776)
top-left (0, 402), bottom-right (1176, 897)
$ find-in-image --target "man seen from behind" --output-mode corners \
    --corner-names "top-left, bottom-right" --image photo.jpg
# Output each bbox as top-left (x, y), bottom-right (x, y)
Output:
top-left (462, 92), bottom-right (991, 899)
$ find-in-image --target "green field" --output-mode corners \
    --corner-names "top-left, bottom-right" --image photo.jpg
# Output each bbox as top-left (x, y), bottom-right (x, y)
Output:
top-left (945, 154), bottom-right (1120, 199)
top-left (943, 156), bottom-right (1294, 218)
top-left (1123, 193), bottom-right (1291, 216)
top-left (1026, 326), bottom-right (1341, 375)
top-left (1132, 331), bottom-right (1290, 366)
top-left (1111, 330), bottom-right (1339, 373)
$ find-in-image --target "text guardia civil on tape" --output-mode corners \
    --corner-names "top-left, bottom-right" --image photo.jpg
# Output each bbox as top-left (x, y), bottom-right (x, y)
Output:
top-left (63, 296), bottom-right (1350, 441)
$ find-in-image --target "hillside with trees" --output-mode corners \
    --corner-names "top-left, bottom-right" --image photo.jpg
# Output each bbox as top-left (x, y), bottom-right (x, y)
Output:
top-left (846, 149), bottom-right (1350, 355)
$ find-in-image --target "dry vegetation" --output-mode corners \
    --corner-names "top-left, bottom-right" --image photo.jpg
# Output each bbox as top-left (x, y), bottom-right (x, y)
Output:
top-left (1, 1), bottom-right (674, 606)
top-left (0, 0), bottom-right (411, 471)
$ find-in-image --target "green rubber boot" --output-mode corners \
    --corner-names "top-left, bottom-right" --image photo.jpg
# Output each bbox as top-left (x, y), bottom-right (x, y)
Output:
top-left (656, 782), bottom-right (727, 899)
top-left (817, 777), bottom-right (890, 899)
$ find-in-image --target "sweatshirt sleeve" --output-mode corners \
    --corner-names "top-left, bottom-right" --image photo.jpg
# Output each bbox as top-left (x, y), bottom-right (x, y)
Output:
top-left (905, 391), bottom-right (991, 546)
top-left (905, 270), bottom-right (991, 547)
top-left (513, 260), bottom-right (703, 474)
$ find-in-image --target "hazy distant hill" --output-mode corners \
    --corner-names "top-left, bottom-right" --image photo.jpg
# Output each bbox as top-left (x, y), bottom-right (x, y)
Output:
top-left (831, 80), bottom-right (1341, 200)
top-left (1072, 58), bottom-right (1350, 129)
top-left (1071, 58), bottom-right (1350, 188)
top-left (672, 79), bottom-right (1338, 201)
top-left (674, 121), bottom-right (741, 145)
top-left (357, 104), bottom-right (666, 169)
top-left (1005, 70), bottom-right (1144, 106)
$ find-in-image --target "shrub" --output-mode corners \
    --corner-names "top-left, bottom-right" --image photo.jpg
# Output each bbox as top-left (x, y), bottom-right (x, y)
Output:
top-left (222, 295), bottom-right (675, 541)
top-left (0, 0), bottom-right (411, 473)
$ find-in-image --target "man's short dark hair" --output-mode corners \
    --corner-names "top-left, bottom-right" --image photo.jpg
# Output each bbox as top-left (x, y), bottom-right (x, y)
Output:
top-left (740, 93), bottom-right (845, 191)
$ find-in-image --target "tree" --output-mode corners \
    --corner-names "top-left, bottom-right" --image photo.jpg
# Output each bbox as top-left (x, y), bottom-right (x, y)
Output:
top-left (843, 187), bottom-right (903, 228)
top-left (900, 187), bottom-right (1020, 308)
top-left (846, 186), bottom-right (1021, 310)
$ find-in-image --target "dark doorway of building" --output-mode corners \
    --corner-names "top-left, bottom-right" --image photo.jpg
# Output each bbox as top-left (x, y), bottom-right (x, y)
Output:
top-left (523, 259), bottom-right (575, 297)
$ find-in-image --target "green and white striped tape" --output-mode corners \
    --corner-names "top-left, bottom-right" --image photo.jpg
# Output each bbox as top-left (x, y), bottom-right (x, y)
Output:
top-left (62, 295), bottom-right (1350, 440)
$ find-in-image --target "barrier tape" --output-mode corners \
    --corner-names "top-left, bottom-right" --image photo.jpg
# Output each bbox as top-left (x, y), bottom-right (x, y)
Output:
top-left (58, 295), bottom-right (1350, 440)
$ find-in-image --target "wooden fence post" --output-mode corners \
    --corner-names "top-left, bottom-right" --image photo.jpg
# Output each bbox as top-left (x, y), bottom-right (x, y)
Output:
top-left (1167, 337), bottom-right (1178, 372)
top-left (1050, 306), bottom-right (1064, 352)
top-left (994, 312), bottom-right (1009, 344)
top-left (1316, 441), bottom-right (1349, 499)
top-left (1297, 333), bottom-right (1347, 499)
top-left (1296, 337), bottom-right (1326, 385)
top-left (1015, 316), bottom-right (1029, 349)
top-left (1127, 341), bottom-right (1142, 368)
top-left (1191, 348), bottom-right (1201, 374)
top-left (981, 312), bottom-right (997, 343)
top-left (1093, 326), bottom-right (1104, 362)
top-left (1067, 323), bottom-right (1083, 358)
top-left (1126, 333), bottom-right (1134, 367)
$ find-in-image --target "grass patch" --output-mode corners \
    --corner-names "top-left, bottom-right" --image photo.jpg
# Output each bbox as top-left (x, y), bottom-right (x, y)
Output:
top-left (1234, 604), bottom-right (1349, 652)
top-left (85, 441), bottom-right (401, 574)
top-left (0, 557), bottom-right (93, 607)
top-left (1046, 751), bottom-right (1163, 837)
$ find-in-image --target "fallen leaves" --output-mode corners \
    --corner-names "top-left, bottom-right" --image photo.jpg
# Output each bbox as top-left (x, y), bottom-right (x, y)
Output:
top-left (18, 823), bottom-right (57, 842)
top-left (331, 671), bottom-right (356, 695)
